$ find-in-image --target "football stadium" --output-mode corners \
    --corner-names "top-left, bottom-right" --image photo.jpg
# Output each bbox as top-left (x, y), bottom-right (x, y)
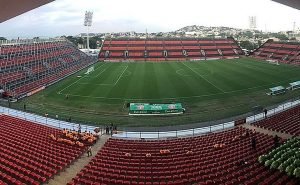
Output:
top-left (0, 0), bottom-right (300, 185)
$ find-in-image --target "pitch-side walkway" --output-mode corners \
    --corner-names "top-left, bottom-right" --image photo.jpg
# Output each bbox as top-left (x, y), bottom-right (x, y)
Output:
top-left (240, 123), bottom-right (294, 140)
top-left (46, 134), bottom-right (111, 185)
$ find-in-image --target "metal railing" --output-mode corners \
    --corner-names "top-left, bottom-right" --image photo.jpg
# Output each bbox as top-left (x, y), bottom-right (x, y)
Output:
top-left (0, 106), bottom-right (101, 134)
top-left (1, 97), bottom-right (300, 139)
top-left (0, 38), bottom-right (66, 45)
top-left (113, 98), bottom-right (300, 139)
top-left (116, 121), bottom-right (234, 139)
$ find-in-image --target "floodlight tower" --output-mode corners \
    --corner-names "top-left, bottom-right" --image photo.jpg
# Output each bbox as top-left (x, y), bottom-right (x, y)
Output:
top-left (84, 11), bottom-right (93, 51)
top-left (293, 22), bottom-right (296, 37)
top-left (249, 16), bottom-right (257, 30)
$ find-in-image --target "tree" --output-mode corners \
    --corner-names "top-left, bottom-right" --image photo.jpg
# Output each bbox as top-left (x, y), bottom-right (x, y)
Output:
top-left (0, 37), bottom-right (6, 40)
top-left (66, 36), bottom-right (79, 46)
top-left (258, 40), bottom-right (262, 46)
top-left (239, 40), bottom-right (257, 50)
top-left (271, 33), bottom-right (288, 41)
top-left (244, 31), bottom-right (254, 38)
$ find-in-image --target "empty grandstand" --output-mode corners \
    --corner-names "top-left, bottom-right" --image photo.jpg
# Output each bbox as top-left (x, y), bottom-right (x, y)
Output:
top-left (99, 38), bottom-right (243, 62)
top-left (253, 40), bottom-right (300, 66)
top-left (69, 126), bottom-right (299, 185)
top-left (253, 105), bottom-right (300, 136)
top-left (0, 39), bottom-right (96, 98)
top-left (0, 114), bottom-right (88, 185)
top-left (1, 0), bottom-right (300, 185)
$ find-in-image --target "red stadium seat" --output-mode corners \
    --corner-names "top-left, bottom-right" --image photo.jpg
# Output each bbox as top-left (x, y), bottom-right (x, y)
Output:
top-left (69, 126), bottom-right (300, 185)
top-left (0, 115), bottom-right (86, 184)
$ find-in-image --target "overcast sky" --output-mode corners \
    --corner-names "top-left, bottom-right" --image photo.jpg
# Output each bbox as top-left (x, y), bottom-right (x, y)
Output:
top-left (0, 0), bottom-right (300, 39)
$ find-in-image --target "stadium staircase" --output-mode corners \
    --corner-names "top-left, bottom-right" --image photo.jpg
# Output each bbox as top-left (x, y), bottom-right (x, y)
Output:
top-left (66, 105), bottom-right (300, 185)
top-left (241, 124), bottom-right (294, 140)
top-left (251, 105), bottom-right (300, 136)
top-left (47, 134), bottom-right (110, 185)
top-left (68, 126), bottom-right (299, 185)
top-left (99, 37), bottom-right (242, 62)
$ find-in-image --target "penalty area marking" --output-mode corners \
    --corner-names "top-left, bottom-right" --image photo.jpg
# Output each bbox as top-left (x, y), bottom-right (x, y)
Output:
top-left (176, 68), bottom-right (211, 77)
top-left (75, 65), bottom-right (129, 87)
top-left (113, 65), bottom-right (129, 86)
top-left (58, 76), bottom-right (298, 101)
top-left (176, 69), bottom-right (191, 77)
top-left (182, 62), bottom-right (225, 93)
top-left (190, 68), bottom-right (212, 76)
top-left (57, 62), bottom-right (107, 94)
top-left (122, 70), bottom-right (132, 77)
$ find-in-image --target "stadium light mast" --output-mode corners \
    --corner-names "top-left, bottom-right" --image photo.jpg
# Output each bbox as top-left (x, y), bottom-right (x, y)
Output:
top-left (84, 11), bottom-right (93, 51)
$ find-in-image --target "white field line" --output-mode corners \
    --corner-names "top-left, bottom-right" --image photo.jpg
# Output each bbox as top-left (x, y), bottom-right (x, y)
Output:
top-left (176, 69), bottom-right (191, 77)
top-left (58, 63), bottom-right (300, 101)
top-left (94, 68), bottom-right (107, 78)
top-left (58, 71), bottom-right (93, 94)
top-left (76, 83), bottom-right (113, 86)
top-left (58, 76), bottom-right (296, 100)
top-left (77, 65), bottom-right (128, 86)
top-left (93, 62), bottom-right (111, 78)
top-left (182, 62), bottom-right (225, 93)
top-left (122, 70), bottom-right (132, 77)
top-left (235, 61), bottom-right (300, 74)
top-left (113, 65), bottom-right (129, 85)
top-left (57, 63), bottom-right (107, 94)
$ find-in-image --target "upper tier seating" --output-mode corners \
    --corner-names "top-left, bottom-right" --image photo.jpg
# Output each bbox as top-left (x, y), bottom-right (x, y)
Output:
top-left (253, 105), bottom-right (300, 136)
top-left (0, 39), bottom-right (96, 98)
top-left (99, 38), bottom-right (243, 62)
top-left (0, 114), bottom-right (86, 185)
top-left (69, 127), bottom-right (299, 185)
top-left (253, 40), bottom-right (300, 65)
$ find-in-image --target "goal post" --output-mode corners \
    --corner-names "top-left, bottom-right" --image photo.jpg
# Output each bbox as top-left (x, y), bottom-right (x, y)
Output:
top-left (85, 66), bottom-right (94, 74)
top-left (266, 59), bottom-right (279, 65)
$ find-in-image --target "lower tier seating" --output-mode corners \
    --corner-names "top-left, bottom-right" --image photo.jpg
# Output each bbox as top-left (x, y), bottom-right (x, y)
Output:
top-left (0, 114), bottom-right (86, 185)
top-left (253, 105), bottom-right (300, 136)
top-left (253, 40), bottom-right (300, 66)
top-left (69, 127), bottom-right (299, 185)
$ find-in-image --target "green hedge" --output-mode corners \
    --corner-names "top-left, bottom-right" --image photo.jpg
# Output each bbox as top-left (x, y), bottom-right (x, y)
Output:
top-left (258, 138), bottom-right (300, 178)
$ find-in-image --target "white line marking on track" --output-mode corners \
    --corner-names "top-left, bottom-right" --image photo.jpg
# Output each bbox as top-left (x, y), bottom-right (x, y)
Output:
top-left (182, 62), bottom-right (225, 93)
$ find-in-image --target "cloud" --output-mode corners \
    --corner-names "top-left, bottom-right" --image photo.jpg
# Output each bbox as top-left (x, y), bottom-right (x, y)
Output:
top-left (0, 0), bottom-right (300, 38)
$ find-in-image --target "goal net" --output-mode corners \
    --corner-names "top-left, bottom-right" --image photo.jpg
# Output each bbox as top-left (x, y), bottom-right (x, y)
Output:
top-left (267, 60), bottom-right (279, 65)
top-left (85, 66), bottom-right (94, 74)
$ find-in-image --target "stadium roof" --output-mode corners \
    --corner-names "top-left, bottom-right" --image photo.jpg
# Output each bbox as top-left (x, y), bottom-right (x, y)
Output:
top-left (272, 0), bottom-right (300, 10)
top-left (0, 0), bottom-right (54, 23)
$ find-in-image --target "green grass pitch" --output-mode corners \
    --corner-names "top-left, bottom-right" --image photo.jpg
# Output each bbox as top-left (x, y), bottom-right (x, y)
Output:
top-left (18, 58), bottom-right (300, 127)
